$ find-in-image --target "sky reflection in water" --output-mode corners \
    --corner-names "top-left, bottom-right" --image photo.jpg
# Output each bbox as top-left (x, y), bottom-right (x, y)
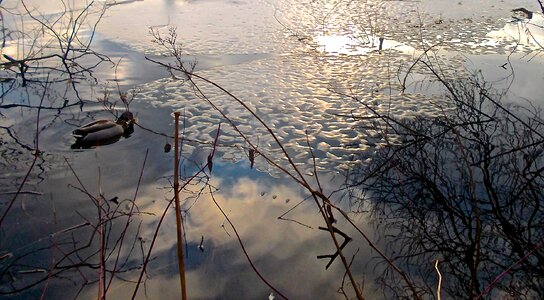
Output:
top-left (90, 171), bottom-right (381, 299)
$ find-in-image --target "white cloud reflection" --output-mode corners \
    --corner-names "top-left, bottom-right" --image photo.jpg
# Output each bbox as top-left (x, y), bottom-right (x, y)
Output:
top-left (97, 174), bottom-right (382, 299)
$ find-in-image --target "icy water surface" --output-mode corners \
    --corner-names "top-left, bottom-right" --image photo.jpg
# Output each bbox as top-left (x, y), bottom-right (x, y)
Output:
top-left (109, 0), bottom-right (544, 174)
top-left (1, 0), bottom-right (544, 299)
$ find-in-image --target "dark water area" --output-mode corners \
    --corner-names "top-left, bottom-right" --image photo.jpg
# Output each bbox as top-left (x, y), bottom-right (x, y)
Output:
top-left (1, 0), bottom-right (544, 299)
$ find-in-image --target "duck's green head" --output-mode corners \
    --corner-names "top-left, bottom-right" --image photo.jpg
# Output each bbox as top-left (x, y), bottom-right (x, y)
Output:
top-left (117, 111), bottom-right (134, 124)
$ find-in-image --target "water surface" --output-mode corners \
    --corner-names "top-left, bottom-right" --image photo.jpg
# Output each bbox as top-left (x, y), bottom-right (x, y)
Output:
top-left (1, 0), bottom-right (543, 299)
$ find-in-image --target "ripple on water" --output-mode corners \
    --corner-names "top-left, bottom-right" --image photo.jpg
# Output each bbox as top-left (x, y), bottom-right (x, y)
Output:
top-left (129, 0), bottom-right (538, 176)
top-left (136, 46), bottom-right (453, 175)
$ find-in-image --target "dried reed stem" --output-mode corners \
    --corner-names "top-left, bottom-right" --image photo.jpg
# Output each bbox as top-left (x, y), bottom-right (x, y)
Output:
top-left (174, 112), bottom-right (188, 300)
top-left (435, 259), bottom-right (442, 300)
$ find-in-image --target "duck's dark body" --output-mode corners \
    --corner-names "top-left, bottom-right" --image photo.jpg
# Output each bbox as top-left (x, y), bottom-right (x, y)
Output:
top-left (71, 112), bottom-right (134, 148)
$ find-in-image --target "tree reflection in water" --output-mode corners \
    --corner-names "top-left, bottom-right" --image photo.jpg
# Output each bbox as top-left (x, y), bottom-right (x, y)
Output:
top-left (349, 73), bottom-right (544, 299)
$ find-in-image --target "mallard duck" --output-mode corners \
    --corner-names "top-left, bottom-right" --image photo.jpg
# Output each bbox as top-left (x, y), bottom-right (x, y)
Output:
top-left (71, 112), bottom-right (135, 148)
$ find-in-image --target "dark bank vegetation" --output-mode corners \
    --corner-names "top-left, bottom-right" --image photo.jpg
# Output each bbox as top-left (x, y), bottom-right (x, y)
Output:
top-left (1, 0), bottom-right (544, 299)
top-left (340, 5), bottom-right (544, 298)
top-left (346, 69), bottom-right (544, 298)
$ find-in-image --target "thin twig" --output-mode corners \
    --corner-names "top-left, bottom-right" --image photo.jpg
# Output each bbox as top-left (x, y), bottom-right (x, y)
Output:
top-left (207, 186), bottom-right (289, 300)
top-left (0, 74), bottom-right (48, 227)
top-left (475, 241), bottom-right (544, 299)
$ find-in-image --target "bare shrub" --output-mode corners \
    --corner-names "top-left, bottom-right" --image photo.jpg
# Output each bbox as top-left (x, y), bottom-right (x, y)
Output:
top-left (348, 70), bottom-right (544, 299)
